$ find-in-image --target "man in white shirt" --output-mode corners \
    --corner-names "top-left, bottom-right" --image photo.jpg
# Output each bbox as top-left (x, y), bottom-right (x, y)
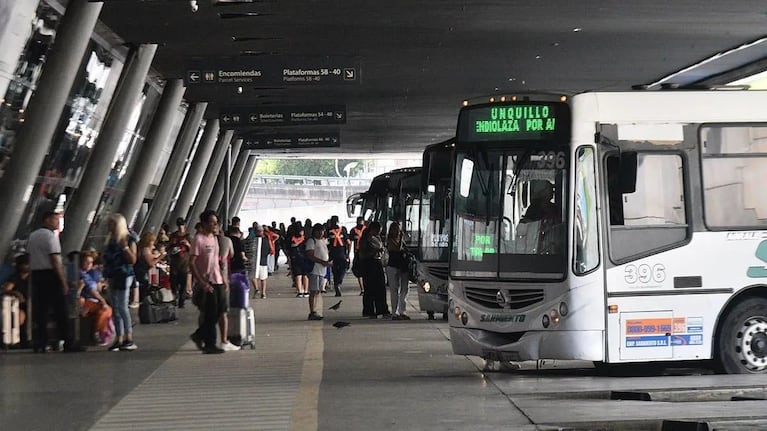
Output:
top-left (27, 211), bottom-right (80, 352)
top-left (305, 224), bottom-right (331, 320)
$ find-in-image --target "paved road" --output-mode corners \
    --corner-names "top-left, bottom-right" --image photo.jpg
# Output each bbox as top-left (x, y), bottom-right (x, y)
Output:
top-left (3, 266), bottom-right (767, 430)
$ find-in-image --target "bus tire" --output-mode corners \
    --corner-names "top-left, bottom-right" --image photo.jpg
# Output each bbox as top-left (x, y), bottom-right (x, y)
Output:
top-left (716, 297), bottom-right (767, 374)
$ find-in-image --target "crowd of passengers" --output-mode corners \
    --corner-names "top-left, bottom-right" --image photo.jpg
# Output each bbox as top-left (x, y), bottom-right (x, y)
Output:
top-left (1, 209), bottom-right (414, 354)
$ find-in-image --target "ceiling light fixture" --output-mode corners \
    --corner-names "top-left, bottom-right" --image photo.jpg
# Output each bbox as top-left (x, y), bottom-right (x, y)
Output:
top-left (219, 12), bottom-right (272, 19)
top-left (231, 36), bottom-right (284, 42)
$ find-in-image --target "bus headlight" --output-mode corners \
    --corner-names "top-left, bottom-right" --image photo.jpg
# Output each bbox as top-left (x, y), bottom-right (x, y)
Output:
top-left (559, 302), bottom-right (569, 316)
top-left (550, 310), bottom-right (561, 326)
top-left (422, 281), bottom-right (431, 293)
top-left (454, 305), bottom-right (462, 321)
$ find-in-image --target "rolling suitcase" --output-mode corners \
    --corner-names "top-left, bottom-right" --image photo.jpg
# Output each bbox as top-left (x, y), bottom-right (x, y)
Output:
top-left (227, 307), bottom-right (255, 349)
top-left (1, 295), bottom-right (21, 348)
top-left (229, 272), bottom-right (250, 309)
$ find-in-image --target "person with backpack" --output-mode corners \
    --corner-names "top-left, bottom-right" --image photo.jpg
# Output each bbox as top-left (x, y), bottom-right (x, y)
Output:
top-left (102, 213), bottom-right (138, 352)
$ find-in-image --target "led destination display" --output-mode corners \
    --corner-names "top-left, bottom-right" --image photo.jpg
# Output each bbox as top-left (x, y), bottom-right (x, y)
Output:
top-left (457, 102), bottom-right (570, 143)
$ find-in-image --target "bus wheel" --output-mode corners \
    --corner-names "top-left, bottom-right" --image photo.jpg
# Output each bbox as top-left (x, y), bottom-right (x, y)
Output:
top-left (427, 311), bottom-right (435, 320)
top-left (717, 297), bottom-right (767, 374)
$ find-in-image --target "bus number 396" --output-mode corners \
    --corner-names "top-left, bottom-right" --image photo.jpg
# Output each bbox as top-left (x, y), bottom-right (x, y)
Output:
top-left (624, 264), bottom-right (666, 284)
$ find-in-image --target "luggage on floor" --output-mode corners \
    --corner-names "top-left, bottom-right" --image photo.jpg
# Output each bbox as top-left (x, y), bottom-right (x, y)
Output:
top-left (139, 297), bottom-right (177, 324)
top-left (227, 307), bottom-right (255, 349)
top-left (148, 286), bottom-right (175, 304)
top-left (229, 272), bottom-right (250, 309)
top-left (1, 295), bottom-right (20, 348)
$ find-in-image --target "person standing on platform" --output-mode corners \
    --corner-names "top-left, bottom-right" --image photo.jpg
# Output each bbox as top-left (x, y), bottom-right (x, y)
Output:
top-left (305, 224), bottom-right (331, 320)
top-left (385, 222), bottom-right (411, 320)
top-left (326, 216), bottom-right (349, 297)
top-left (168, 218), bottom-right (192, 308)
top-left (189, 210), bottom-right (226, 354)
top-left (358, 221), bottom-right (390, 319)
top-left (102, 213), bottom-right (138, 352)
top-left (27, 211), bottom-right (81, 352)
top-left (349, 216), bottom-right (367, 296)
top-left (289, 221), bottom-right (309, 297)
top-left (216, 222), bottom-right (238, 352)
top-left (252, 225), bottom-right (272, 299)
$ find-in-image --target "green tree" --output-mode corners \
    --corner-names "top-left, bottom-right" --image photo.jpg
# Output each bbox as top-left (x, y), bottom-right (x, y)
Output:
top-left (255, 159), bottom-right (365, 177)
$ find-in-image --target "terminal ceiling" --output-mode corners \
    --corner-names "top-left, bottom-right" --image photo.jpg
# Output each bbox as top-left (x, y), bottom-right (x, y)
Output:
top-left (98, 1), bottom-right (767, 157)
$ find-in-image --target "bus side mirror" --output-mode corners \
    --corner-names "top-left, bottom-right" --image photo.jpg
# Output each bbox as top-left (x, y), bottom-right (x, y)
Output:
top-left (619, 152), bottom-right (637, 193)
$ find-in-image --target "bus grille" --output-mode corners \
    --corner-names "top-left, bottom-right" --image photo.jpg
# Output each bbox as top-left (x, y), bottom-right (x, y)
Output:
top-left (465, 287), bottom-right (544, 310)
top-left (427, 266), bottom-right (448, 280)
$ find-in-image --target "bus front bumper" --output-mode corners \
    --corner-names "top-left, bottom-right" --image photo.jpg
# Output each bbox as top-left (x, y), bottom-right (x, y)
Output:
top-left (449, 327), bottom-right (603, 362)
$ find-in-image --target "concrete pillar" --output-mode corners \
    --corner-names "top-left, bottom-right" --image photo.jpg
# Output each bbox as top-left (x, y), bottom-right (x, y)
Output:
top-left (169, 119), bottom-right (220, 224)
top-left (141, 102), bottom-right (207, 233)
top-left (0, 0), bottom-right (102, 257)
top-left (0, 0), bottom-right (41, 97)
top-left (59, 44), bottom-right (157, 254)
top-left (231, 155), bottom-right (258, 217)
top-left (207, 138), bottom-right (243, 212)
top-left (188, 129), bottom-right (233, 223)
top-left (118, 79), bottom-right (185, 227)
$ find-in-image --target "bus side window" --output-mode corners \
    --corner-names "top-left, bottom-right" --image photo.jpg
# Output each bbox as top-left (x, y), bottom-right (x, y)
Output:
top-left (606, 156), bottom-right (625, 225)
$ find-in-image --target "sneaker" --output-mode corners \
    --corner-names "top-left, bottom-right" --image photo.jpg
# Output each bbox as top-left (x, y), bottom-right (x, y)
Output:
top-left (400, 314), bottom-right (411, 320)
top-left (391, 315), bottom-right (401, 320)
top-left (128, 301), bottom-right (139, 309)
top-left (296, 293), bottom-right (303, 298)
top-left (119, 341), bottom-right (138, 351)
top-left (260, 293), bottom-right (266, 299)
top-left (107, 341), bottom-right (121, 352)
top-left (308, 312), bottom-right (324, 320)
top-left (220, 341), bottom-right (240, 351)
top-left (359, 291), bottom-right (364, 296)
top-left (190, 332), bottom-right (204, 351)
top-left (302, 293), bottom-right (310, 298)
top-left (382, 313), bottom-right (392, 319)
top-left (203, 346), bottom-right (225, 354)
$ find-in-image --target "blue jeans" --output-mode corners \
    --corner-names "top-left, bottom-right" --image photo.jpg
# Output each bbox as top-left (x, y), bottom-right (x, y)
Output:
top-left (110, 275), bottom-right (134, 337)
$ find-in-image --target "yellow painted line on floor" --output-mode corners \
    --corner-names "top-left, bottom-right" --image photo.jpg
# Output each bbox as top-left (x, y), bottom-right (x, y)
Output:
top-left (290, 323), bottom-right (324, 431)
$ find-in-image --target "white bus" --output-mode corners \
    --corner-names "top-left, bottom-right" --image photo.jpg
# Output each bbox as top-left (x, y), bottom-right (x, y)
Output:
top-left (448, 90), bottom-right (767, 374)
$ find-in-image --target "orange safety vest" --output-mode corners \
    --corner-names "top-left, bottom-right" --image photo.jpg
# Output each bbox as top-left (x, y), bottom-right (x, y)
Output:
top-left (328, 227), bottom-right (345, 248)
top-left (291, 233), bottom-right (305, 247)
top-left (351, 225), bottom-right (366, 250)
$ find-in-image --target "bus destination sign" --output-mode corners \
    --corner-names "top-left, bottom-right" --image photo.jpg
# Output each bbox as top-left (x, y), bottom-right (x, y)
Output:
top-left (458, 102), bottom-right (570, 143)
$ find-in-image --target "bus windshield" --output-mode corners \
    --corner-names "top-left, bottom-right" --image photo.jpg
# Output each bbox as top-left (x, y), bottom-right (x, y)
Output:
top-left (451, 147), bottom-right (568, 280)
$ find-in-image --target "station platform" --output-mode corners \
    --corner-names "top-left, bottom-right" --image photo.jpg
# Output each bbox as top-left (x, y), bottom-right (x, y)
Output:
top-left (4, 266), bottom-right (767, 431)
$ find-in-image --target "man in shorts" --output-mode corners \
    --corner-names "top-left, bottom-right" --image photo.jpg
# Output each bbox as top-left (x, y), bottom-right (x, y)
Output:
top-left (251, 224), bottom-right (271, 298)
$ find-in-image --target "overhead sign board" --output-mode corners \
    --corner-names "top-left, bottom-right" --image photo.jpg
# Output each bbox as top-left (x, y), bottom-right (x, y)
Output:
top-left (243, 132), bottom-right (340, 150)
top-left (220, 105), bottom-right (346, 127)
top-left (185, 56), bottom-right (360, 86)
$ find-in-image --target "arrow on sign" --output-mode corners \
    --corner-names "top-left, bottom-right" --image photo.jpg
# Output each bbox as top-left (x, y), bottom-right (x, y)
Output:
top-left (335, 112), bottom-right (344, 120)
top-left (343, 68), bottom-right (355, 80)
top-left (222, 115), bottom-right (232, 123)
top-left (249, 114), bottom-right (258, 123)
top-left (188, 71), bottom-right (201, 83)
